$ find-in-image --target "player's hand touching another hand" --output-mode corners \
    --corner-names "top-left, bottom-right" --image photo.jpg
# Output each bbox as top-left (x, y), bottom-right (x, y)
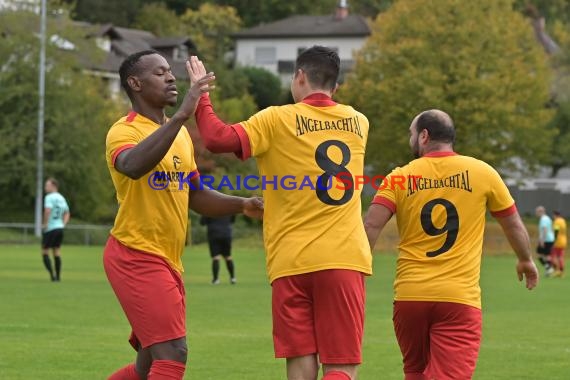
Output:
top-left (243, 197), bottom-right (264, 220)
top-left (174, 58), bottom-right (215, 120)
top-left (516, 259), bottom-right (539, 290)
top-left (188, 56), bottom-right (214, 92)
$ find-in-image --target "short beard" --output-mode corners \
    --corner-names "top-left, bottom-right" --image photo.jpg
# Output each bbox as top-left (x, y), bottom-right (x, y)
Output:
top-left (412, 140), bottom-right (420, 158)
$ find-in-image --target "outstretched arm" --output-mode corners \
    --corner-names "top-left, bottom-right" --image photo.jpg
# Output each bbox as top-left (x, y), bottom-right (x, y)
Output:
top-left (189, 179), bottom-right (263, 219)
top-left (188, 56), bottom-right (246, 156)
top-left (363, 204), bottom-right (394, 251)
top-left (495, 211), bottom-right (539, 290)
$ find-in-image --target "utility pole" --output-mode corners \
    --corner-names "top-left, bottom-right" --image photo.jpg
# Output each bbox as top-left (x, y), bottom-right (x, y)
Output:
top-left (34, 0), bottom-right (46, 237)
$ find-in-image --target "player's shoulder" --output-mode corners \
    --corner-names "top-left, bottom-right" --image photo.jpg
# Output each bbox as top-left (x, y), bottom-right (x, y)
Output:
top-left (450, 154), bottom-right (499, 172)
top-left (345, 104), bottom-right (368, 119)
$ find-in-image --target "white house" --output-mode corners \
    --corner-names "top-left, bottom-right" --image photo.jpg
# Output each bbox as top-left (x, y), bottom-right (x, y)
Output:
top-left (232, 0), bottom-right (371, 86)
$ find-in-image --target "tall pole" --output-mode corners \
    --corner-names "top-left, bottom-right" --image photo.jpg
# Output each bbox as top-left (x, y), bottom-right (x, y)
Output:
top-left (34, 0), bottom-right (47, 237)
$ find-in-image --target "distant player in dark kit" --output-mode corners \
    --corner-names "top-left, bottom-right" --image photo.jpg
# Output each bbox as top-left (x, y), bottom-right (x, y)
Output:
top-left (200, 215), bottom-right (236, 284)
top-left (41, 177), bottom-right (70, 282)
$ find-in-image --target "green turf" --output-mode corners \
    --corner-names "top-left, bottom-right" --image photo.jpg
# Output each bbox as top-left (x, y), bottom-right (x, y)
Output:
top-left (0, 242), bottom-right (568, 379)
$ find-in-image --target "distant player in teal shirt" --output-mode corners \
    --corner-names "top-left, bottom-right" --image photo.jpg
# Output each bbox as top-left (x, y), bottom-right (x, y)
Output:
top-left (535, 205), bottom-right (555, 277)
top-left (42, 178), bottom-right (70, 281)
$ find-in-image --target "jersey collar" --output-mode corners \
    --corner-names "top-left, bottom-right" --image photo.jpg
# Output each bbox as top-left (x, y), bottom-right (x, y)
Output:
top-left (423, 151), bottom-right (457, 157)
top-left (301, 93), bottom-right (337, 107)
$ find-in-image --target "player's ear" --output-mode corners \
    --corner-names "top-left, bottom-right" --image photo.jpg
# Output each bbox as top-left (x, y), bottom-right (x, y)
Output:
top-left (331, 82), bottom-right (340, 95)
top-left (296, 69), bottom-right (307, 85)
top-left (127, 76), bottom-right (142, 92)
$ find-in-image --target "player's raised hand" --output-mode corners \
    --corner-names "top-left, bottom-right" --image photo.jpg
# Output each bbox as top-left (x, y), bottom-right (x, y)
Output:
top-left (188, 56), bottom-right (214, 90)
top-left (174, 58), bottom-right (215, 120)
top-left (243, 196), bottom-right (264, 220)
top-left (516, 259), bottom-right (539, 290)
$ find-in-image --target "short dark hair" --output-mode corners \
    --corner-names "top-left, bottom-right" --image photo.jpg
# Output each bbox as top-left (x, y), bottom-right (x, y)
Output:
top-left (119, 50), bottom-right (159, 97)
top-left (415, 111), bottom-right (456, 144)
top-left (554, 210), bottom-right (561, 216)
top-left (295, 46), bottom-right (340, 91)
top-left (46, 177), bottom-right (59, 189)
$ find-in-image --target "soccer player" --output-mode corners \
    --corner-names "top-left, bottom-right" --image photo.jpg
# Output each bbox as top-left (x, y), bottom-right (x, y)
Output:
top-left (535, 205), bottom-right (555, 276)
top-left (200, 215), bottom-right (236, 284)
top-left (189, 46), bottom-right (372, 380)
top-left (552, 210), bottom-right (566, 277)
top-left (41, 177), bottom-right (70, 282)
top-left (104, 50), bottom-right (263, 380)
top-left (364, 110), bottom-right (539, 380)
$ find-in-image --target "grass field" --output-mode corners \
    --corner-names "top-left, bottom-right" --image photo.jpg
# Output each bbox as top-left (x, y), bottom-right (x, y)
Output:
top-left (0, 241), bottom-right (569, 379)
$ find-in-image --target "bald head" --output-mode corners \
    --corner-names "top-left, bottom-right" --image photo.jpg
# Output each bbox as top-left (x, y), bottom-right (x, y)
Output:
top-left (413, 109), bottom-right (455, 144)
top-left (535, 206), bottom-right (545, 217)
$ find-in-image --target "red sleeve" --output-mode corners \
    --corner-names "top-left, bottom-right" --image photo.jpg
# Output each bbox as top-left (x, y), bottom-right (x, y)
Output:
top-left (372, 195), bottom-right (396, 214)
top-left (195, 94), bottom-right (251, 159)
top-left (491, 204), bottom-right (517, 218)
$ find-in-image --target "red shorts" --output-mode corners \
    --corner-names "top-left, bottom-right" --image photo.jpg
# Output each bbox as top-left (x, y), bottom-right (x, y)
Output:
top-left (551, 247), bottom-right (565, 257)
top-left (103, 236), bottom-right (186, 350)
top-left (393, 301), bottom-right (482, 380)
top-left (272, 269), bottom-right (365, 364)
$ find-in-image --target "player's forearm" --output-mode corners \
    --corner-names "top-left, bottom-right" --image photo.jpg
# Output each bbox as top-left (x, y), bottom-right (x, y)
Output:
top-left (364, 223), bottom-right (382, 251)
top-left (496, 213), bottom-right (533, 261)
top-left (115, 114), bottom-right (186, 179)
top-left (189, 188), bottom-right (245, 217)
top-left (43, 209), bottom-right (50, 226)
top-left (539, 227), bottom-right (546, 244)
top-left (363, 204), bottom-right (393, 251)
top-left (195, 95), bottom-right (242, 153)
top-left (63, 212), bottom-right (70, 225)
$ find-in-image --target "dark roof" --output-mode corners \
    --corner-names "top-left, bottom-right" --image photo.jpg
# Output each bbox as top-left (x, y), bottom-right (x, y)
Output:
top-left (77, 23), bottom-right (195, 79)
top-left (150, 37), bottom-right (193, 48)
top-left (233, 14), bottom-right (370, 39)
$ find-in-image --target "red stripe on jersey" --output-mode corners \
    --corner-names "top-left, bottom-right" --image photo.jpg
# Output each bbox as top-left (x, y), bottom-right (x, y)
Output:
top-left (301, 93), bottom-right (337, 107)
top-left (372, 195), bottom-right (396, 213)
top-left (491, 204), bottom-right (517, 218)
top-left (423, 151), bottom-right (457, 157)
top-left (111, 144), bottom-right (136, 166)
top-left (126, 111), bottom-right (137, 122)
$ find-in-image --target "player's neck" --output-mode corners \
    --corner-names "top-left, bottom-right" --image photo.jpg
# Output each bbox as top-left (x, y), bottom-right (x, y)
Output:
top-left (131, 104), bottom-right (167, 125)
top-left (422, 143), bottom-right (454, 155)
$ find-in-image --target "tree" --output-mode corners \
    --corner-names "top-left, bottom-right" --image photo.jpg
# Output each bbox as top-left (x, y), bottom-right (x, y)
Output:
top-left (132, 2), bottom-right (183, 36)
top-left (64, 0), bottom-right (142, 27)
top-left (521, 2), bottom-right (570, 176)
top-left (0, 7), bottom-right (120, 222)
top-left (240, 67), bottom-right (283, 110)
top-left (514, 0), bottom-right (570, 27)
top-left (338, 0), bottom-right (554, 175)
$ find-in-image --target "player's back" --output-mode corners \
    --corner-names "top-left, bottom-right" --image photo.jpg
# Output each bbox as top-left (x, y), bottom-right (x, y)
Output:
top-left (45, 192), bottom-right (69, 231)
top-left (385, 153), bottom-right (515, 308)
top-left (240, 98), bottom-right (372, 282)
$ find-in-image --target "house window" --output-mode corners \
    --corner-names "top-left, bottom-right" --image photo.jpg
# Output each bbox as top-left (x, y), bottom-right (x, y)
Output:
top-left (174, 45), bottom-right (188, 61)
top-left (255, 47), bottom-right (276, 65)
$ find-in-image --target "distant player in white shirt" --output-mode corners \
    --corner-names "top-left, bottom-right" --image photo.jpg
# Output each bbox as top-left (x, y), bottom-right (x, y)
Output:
top-left (42, 177), bottom-right (70, 282)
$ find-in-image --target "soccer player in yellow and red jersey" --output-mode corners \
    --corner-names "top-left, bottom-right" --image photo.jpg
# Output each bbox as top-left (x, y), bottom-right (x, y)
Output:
top-left (104, 50), bottom-right (263, 380)
top-left (552, 210), bottom-right (567, 277)
top-left (364, 109), bottom-right (539, 380)
top-left (189, 46), bottom-right (372, 380)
